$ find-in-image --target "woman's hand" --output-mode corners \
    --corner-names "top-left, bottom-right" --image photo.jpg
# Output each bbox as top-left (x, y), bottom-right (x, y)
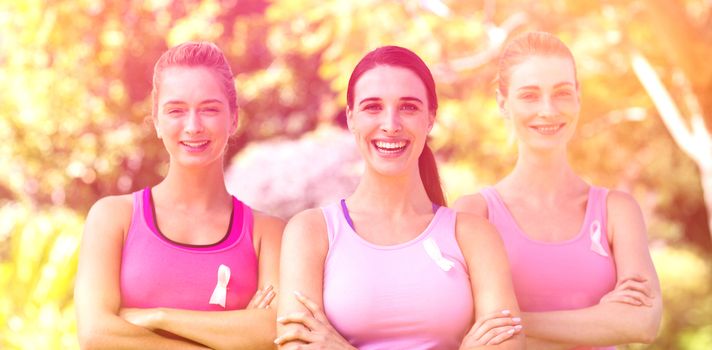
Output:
top-left (120, 308), bottom-right (163, 330)
top-left (246, 284), bottom-right (276, 309)
top-left (460, 310), bottom-right (523, 348)
top-left (599, 275), bottom-right (654, 307)
top-left (275, 291), bottom-right (355, 350)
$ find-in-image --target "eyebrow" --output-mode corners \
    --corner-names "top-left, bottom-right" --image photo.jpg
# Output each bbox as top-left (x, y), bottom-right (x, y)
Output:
top-left (516, 82), bottom-right (575, 91)
top-left (162, 99), bottom-right (225, 107)
top-left (401, 97), bottom-right (424, 104)
top-left (357, 96), bottom-right (425, 105)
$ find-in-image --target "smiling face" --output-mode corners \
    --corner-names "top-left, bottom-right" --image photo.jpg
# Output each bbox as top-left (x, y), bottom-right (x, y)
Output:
top-left (347, 65), bottom-right (435, 177)
top-left (154, 66), bottom-right (237, 169)
top-left (498, 55), bottom-right (580, 151)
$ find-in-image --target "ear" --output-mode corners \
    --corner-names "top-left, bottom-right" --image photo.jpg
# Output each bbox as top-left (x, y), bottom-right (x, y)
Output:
top-left (426, 111), bottom-right (436, 133)
top-left (346, 107), bottom-right (354, 132)
top-left (496, 89), bottom-right (508, 117)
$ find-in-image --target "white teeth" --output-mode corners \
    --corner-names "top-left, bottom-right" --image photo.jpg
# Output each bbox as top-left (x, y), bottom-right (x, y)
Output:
top-left (532, 124), bottom-right (562, 133)
top-left (374, 140), bottom-right (407, 150)
top-left (182, 141), bottom-right (209, 147)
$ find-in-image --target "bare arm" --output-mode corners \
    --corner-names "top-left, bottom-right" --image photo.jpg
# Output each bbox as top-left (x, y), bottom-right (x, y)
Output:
top-left (74, 196), bottom-right (207, 350)
top-left (522, 191), bottom-right (662, 346)
top-left (121, 213), bottom-right (286, 350)
top-left (457, 213), bottom-right (525, 349)
top-left (276, 209), bottom-right (339, 349)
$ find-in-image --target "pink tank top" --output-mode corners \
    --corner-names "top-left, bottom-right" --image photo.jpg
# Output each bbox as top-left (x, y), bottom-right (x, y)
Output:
top-left (481, 186), bottom-right (616, 350)
top-left (321, 202), bottom-right (473, 350)
top-left (120, 188), bottom-right (258, 311)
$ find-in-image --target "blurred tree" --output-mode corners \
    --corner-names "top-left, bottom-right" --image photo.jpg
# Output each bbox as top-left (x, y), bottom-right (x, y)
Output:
top-left (2, 0), bottom-right (711, 348)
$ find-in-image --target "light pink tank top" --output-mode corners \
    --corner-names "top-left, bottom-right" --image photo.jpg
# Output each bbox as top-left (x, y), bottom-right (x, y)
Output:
top-left (120, 188), bottom-right (258, 311)
top-left (321, 202), bottom-right (473, 350)
top-left (481, 186), bottom-right (616, 350)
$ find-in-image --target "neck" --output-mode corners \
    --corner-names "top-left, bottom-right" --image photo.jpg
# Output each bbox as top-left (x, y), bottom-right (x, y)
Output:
top-left (153, 159), bottom-right (230, 210)
top-left (501, 145), bottom-right (585, 200)
top-left (349, 165), bottom-right (432, 215)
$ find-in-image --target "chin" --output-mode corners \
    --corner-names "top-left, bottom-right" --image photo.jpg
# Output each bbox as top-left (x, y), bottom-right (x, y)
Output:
top-left (174, 155), bottom-right (224, 169)
top-left (368, 160), bottom-right (416, 177)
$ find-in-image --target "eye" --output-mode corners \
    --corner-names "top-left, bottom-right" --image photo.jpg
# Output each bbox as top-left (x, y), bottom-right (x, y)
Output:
top-left (554, 90), bottom-right (574, 98)
top-left (165, 107), bottom-right (185, 115)
top-left (518, 92), bottom-right (538, 101)
top-left (201, 106), bottom-right (221, 114)
top-left (362, 103), bottom-right (382, 112)
top-left (400, 103), bottom-right (420, 112)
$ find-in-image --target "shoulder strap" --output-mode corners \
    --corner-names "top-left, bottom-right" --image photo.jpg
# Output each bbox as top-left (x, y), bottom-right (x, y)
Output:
top-left (321, 202), bottom-right (345, 248)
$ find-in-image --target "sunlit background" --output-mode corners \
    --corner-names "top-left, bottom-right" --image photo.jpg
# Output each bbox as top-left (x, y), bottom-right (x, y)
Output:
top-left (1, 0), bottom-right (711, 348)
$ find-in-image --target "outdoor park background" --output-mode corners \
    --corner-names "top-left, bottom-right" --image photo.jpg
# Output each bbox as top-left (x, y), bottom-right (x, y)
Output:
top-left (1, 0), bottom-right (711, 348)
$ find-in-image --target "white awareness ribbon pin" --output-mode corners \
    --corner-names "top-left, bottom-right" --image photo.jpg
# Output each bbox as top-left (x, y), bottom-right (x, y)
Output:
top-left (209, 264), bottom-right (231, 308)
top-left (589, 220), bottom-right (609, 257)
top-left (423, 238), bottom-right (455, 271)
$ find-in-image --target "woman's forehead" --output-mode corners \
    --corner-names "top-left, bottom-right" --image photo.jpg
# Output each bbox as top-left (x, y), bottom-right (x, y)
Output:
top-left (158, 66), bottom-right (227, 102)
top-left (353, 65), bottom-right (428, 101)
top-left (509, 56), bottom-right (577, 89)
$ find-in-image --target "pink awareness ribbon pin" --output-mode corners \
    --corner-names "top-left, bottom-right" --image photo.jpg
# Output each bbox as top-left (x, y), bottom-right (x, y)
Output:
top-left (589, 220), bottom-right (609, 257)
top-left (209, 264), bottom-right (231, 308)
top-left (423, 238), bottom-right (455, 271)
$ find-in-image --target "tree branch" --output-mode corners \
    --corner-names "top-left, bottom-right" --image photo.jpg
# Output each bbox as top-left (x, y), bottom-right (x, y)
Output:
top-left (630, 53), bottom-right (698, 160)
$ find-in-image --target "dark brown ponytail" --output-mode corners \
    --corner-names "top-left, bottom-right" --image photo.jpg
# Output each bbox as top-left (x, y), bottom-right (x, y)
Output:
top-left (419, 143), bottom-right (446, 207)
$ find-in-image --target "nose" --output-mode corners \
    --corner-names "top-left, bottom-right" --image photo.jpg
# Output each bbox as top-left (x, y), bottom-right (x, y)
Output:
top-left (185, 109), bottom-right (204, 134)
top-left (538, 96), bottom-right (557, 118)
top-left (380, 107), bottom-right (402, 134)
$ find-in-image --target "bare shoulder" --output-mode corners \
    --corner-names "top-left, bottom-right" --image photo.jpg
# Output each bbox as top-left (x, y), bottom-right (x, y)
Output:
top-left (606, 189), bottom-right (643, 215)
top-left (452, 193), bottom-right (488, 218)
top-left (606, 189), bottom-right (647, 242)
top-left (278, 208), bottom-right (329, 255)
top-left (84, 194), bottom-right (134, 236)
top-left (284, 208), bottom-right (328, 239)
top-left (252, 210), bottom-right (287, 239)
top-left (606, 189), bottom-right (646, 229)
top-left (454, 211), bottom-right (502, 249)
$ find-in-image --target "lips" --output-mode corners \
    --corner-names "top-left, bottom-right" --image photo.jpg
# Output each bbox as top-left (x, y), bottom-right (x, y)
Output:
top-left (372, 139), bottom-right (409, 155)
top-left (180, 140), bottom-right (211, 152)
top-left (530, 123), bottom-right (565, 135)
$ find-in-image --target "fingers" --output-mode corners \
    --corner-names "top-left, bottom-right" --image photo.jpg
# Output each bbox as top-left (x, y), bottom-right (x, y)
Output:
top-left (246, 287), bottom-right (265, 309)
top-left (274, 327), bottom-right (321, 345)
top-left (247, 285), bottom-right (275, 309)
top-left (483, 324), bottom-right (523, 345)
top-left (258, 285), bottom-right (276, 309)
top-left (278, 312), bottom-right (323, 331)
top-left (294, 291), bottom-right (329, 323)
top-left (616, 277), bottom-right (654, 299)
top-left (469, 310), bottom-right (520, 340)
top-left (607, 289), bottom-right (653, 307)
top-left (617, 274), bottom-right (647, 286)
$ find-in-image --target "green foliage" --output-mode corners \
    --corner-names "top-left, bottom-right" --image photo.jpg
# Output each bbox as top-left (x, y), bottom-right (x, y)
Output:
top-left (622, 245), bottom-right (712, 350)
top-left (1, 0), bottom-right (710, 348)
top-left (0, 203), bottom-right (81, 349)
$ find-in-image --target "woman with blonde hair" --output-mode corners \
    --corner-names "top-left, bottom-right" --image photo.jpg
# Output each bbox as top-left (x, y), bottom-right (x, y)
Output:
top-left (455, 31), bottom-right (662, 349)
top-left (75, 41), bottom-right (283, 349)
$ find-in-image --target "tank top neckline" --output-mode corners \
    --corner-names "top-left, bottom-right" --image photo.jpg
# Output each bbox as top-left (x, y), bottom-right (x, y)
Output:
top-left (487, 186), bottom-right (595, 246)
top-left (338, 199), bottom-right (446, 250)
top-left (144, 187), bottom-right (238, 249)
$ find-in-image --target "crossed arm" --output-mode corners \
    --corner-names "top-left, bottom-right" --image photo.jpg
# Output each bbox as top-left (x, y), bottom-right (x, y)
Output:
top-left (454, 191), bottom-right (662, 349)
top-left (456, 213), bottom-right (525, 349)
top-left (275, 209), bottom-right (524, 349)
top-left (520, 191), bottom-right (662, 349)
top-left (75, 197), bottom-right (284, 349)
